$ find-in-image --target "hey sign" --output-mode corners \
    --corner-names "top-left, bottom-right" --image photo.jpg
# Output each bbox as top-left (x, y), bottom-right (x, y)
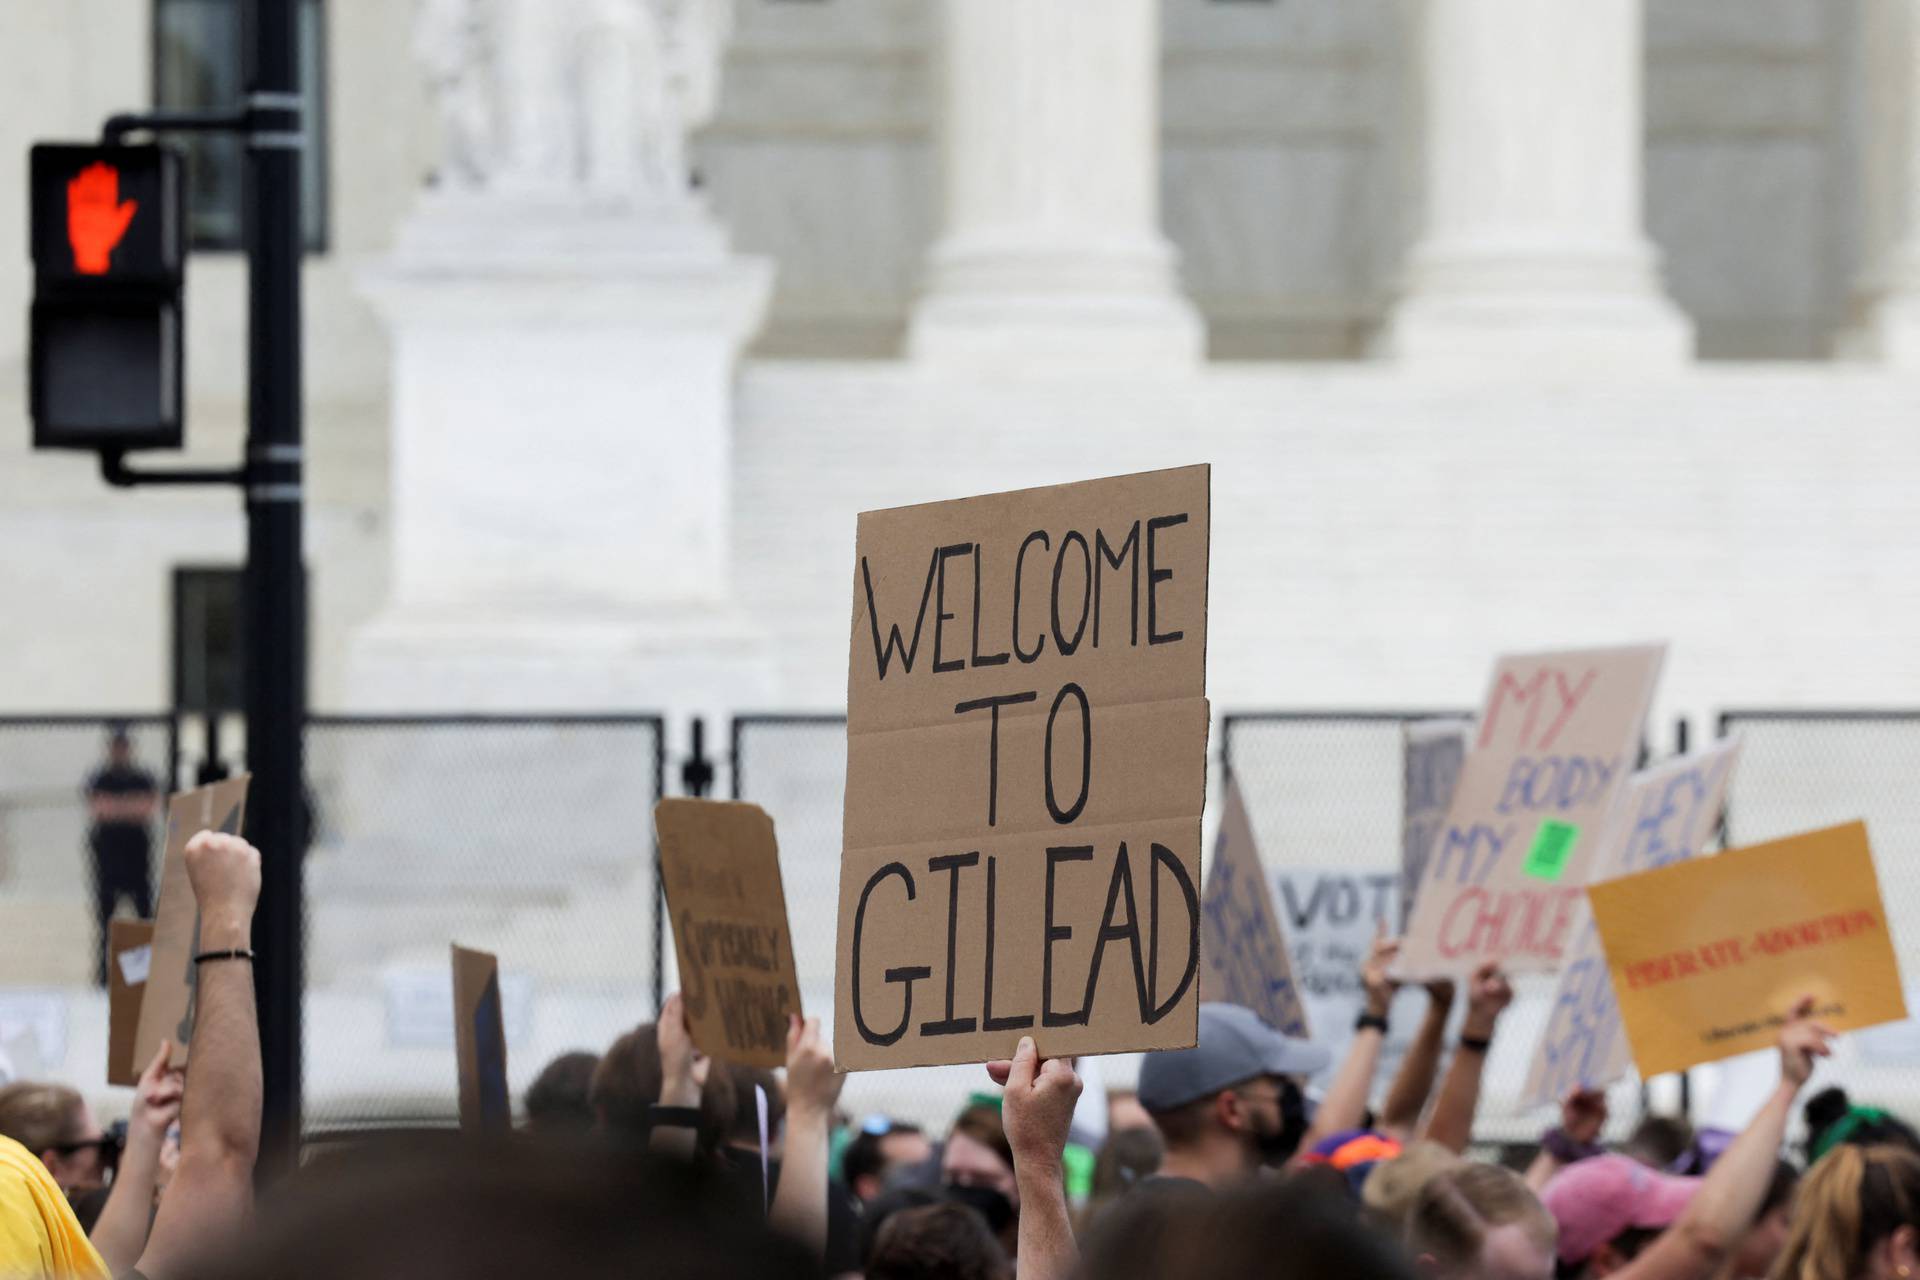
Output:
top-left (1588, 821), bottom-right (1907, 1077)
top-left (837, 465), bottom-right (1210, 1070)
top-left (1396, 645), bottom-right (1664, 977)
top-left (1523, 737), bottom-right (1741, 1106)
top-left (656, 799), bottom-right (803, 1070)
top-left (1200, 775), bottom-right (1309, 1038)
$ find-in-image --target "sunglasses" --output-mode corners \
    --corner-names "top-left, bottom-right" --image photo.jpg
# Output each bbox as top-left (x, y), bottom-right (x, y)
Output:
top-left (51, 1125), bottom-right (124, 1173)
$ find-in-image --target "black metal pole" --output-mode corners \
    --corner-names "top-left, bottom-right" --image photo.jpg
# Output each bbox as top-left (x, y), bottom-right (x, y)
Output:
top-left (242, 0), bottom-right (306, 1179)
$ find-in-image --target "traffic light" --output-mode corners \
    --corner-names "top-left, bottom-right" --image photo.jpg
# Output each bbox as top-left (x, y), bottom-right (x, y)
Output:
top-left (29, 143), bottom-right (185, 451)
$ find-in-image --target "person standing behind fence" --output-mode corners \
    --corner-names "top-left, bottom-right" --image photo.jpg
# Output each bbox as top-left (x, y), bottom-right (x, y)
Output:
top-left (84, 728), bottom-right (159, 986)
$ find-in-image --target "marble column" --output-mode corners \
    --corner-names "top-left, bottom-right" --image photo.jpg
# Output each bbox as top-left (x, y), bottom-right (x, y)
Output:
top-left (1377, 0), bottom-right (1693, 367)
top-left (1849, 0), bottom-right (1920, 364)
top-left (907, 0), bottom-right (1203, 370)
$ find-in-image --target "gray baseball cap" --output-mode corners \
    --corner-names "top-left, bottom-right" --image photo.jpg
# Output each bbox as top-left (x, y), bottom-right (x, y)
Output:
top-left (1136, 1003), bottom-right (1332, 1113)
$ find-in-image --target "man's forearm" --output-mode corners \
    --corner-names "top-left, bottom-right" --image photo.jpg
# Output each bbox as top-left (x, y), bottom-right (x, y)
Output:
top-left (90, 1126), bottom-right (162, 1274)
top-left (1677, 1083), bottom-right (1794, 1256)
top-left (1014, 1158), bottom-right (1079, 1280)
top-left (183, 914), bottom-right (261, 1167)
top-left (1420, 1044), bottom-right (1487, 1153)
top-left (1306, 1028), bottom-right (1384, 1143)
top-left (768, 1106), bottom-right (830, 1256)
top-left (1381, 1001), bottom-right (1449, 1134)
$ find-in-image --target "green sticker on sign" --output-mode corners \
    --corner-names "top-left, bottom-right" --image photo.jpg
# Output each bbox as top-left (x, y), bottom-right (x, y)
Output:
top-left (1523, 819), bottom-right (1580, 881)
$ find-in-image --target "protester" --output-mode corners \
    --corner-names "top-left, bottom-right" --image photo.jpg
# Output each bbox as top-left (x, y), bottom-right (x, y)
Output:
top-left (984, 1037), bottom-right (1082, 1280)
top-left (1541, 998), bottom-right (1834, 1280)
top-left (0, 1082), bottom-right (114, 1197)
top-left (1379, 978), bottom-right (1457, 1141)
top-left (1133, 1002), bottom-right (1329, 1190)
top-left (941, 1101), bottom-right (1018, 1244)
top-left (591, 993), bottom-right (735, 1159)
top-left (1626, 1116), bottom-right (1698, 1171)
top-left (864, 1202), bottom-right (1009, 1280)
top-left (83, 728), bottom-right (159, 987)
top-left (1769, 1142), bottom-right (1920, 1280)
top-left (1081, 1124), bottom-right (1164, 1230)
top-left (1407, 1161), bottom-right (1558, 1280)
top-left (521, 1050), bottom-right (599, 1136)
top-left (1805, 1087), bottom-right (1920, 1162)
top-left (842, 1118), bottom-right (933, 1204)
top-left (0, 1135), bottom-right (108, 1278)
top-left (1365, 1139), bottom-right (1464, 1233)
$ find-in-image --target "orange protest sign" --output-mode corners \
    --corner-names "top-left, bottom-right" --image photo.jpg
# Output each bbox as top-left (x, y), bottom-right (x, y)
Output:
top-left (1587, 821), bottom-right (1908, 1077)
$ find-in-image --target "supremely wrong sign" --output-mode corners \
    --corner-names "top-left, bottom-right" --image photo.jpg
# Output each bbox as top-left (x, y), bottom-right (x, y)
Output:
top-left (837, 465), bottom-right (1211, 1069)
top-left (1397, 645), bottom-right (1664, 976)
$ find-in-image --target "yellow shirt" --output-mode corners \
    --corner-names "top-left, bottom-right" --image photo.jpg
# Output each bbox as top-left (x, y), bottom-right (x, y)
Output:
top-left (0, 1137), bottom-right (109, 1279)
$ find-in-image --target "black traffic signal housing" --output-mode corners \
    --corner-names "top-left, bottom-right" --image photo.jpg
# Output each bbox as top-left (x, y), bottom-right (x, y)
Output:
top-left (29, 143), bottom-right (186, 451)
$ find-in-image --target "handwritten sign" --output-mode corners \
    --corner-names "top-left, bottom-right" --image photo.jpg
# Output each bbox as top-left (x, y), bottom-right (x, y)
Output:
top-left (1396, 646), bottom-right (1664, 977)
top-left (106, 919), bottom-right (154, 1086)
top-left (1275, 869), bottom-right (1426, 1087)
top-left (135, 775), bottom-right (250, 1072)
top-left (1588, 821), bottom-right (1908, 1077)
top-left (1523, 738), bottom-right (1741, 1105)
top-left (656, 798), bottom-right (803, 1069)
top-left (1402, 720), bottom-right (1469, 929)
top-left (452, 944), bottom-right (510, 1133)
top-left (837, 465), bottom-right (1211, 1070)
top-left (1200, 776), bottom-right (1308, 1037)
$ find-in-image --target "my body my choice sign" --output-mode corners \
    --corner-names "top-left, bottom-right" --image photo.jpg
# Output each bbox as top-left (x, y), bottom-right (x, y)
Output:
top-left (837, 466), bottom-right (1210, 1070)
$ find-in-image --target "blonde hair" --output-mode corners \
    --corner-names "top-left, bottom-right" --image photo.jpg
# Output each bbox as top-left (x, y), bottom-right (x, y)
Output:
top-left (1769, 1144), bottom-right (1920, 1280)
top-left (1408, 1162), bottom-right (1556, 1276)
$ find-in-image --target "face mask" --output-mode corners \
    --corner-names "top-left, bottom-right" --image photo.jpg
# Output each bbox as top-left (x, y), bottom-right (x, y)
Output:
top-left (1253, 1079), bottom-right (1309, 1167)
top-left (944, 1182), bottom-right (1015, 1234)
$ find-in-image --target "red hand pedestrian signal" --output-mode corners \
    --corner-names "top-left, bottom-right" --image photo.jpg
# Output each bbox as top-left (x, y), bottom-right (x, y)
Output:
top-left (67, 161), bottom-right (139, 275)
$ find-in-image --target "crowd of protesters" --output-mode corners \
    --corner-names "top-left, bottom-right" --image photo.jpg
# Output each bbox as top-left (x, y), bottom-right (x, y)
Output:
top-left (2, 826), bottom-right (1917, 1279)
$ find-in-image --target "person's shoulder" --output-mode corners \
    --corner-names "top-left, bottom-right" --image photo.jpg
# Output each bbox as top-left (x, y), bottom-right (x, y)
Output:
top-left (1133, 1173), bottom-right (1212, 1197)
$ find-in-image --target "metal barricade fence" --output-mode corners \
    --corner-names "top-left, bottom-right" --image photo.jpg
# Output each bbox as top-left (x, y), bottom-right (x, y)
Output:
top-left (1717, 711), bottom-right (1920, 1126)
top-left (299, 715), bottom-right (666, 1134)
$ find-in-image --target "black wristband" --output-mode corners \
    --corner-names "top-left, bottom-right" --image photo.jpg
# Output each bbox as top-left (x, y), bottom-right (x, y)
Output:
top-left (1458, 1034), bottom-right (1493, 1054)
top-left (648, 1104), bottom-right (702, 1130)
top-left (192, 948), bottom-right (255, 965)
top-left (1355, 1012), bottom-right (1389, 1034)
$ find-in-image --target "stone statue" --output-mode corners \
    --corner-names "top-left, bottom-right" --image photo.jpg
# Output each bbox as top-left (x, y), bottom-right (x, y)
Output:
top-left (413, 0), bottom-right (734, 205)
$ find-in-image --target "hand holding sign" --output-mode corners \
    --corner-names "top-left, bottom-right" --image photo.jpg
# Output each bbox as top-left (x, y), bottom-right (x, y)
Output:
top-left (1462, 961), bottom-right (1514, 1041)
top-left (1778, 996), bottom-right (1836, 1089)
top-left (132, 1040), bottom-right (184, 1143)
top-left (784, 1015), bottom-right (843, 1120)
top-left (183, 831), bottom-right (260, 945)
top-left (657, 992), bottom-right (712, 1108)
top-left (1361, 927), bottom-right (1402, 1020)
top-left (988, 1036), bottom-right (1084, 1179)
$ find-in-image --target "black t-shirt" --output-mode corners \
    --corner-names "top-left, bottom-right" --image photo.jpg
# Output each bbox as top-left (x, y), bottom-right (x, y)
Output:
top-left (719, 1144), bottom-right (862, 1275)
top-left (87, 764), bottom-right (157, 839)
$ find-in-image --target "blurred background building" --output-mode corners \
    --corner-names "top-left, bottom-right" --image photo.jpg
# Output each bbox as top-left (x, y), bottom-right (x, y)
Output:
top-left (3, 0), bottom-right (1920, 1139)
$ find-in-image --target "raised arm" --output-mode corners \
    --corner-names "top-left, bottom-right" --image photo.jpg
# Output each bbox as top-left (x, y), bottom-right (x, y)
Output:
top-left (90, 1040), bottom-right (183, 1274)
top-left (1379, 979), bottom-right (1454, 1140)
top-left (1305, 928), bottom-right (1399, 1145)
top-left (988, 1038), bottom-right (1084, 1280)
top-left (1618, 998), bottom-right (1832, 1280)
top-left (649, 993), bottom-right (708, 1162)
top-left (768, 1015), bottom-right (843, 1256)
top-left (135, 831), bottom-right (263, 1280)
top-left (1524, 1087), bottom-right (1608, 1192)
top-left (1418, 961), bottom-right (1512, 1153)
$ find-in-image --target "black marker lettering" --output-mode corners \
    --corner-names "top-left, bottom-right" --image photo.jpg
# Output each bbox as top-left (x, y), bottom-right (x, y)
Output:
top-left (1012, 531), bottom-right (1050, 663)
top-left (1095, 521), bottom-right (1140, 647)
top-left (862, 551), bottom-right (941, 680)
top-left (921, 852), bottom-right (981, 1036)
top-left (955, 691), bottom-right (1039, 827)
top-left (851, 863), bottom-right (931, 1046)
top-left (981, 855), bottom-right (1034, 1032)
top-left (1148, 842), bottom-right (1201, 1023)
top-left (970, 542), bottom-right (1010, 667)
top-left (1079, 842), bottom-right (1151, 1024)
top-left (1042, 846), bottom-right (1094, 1027)
top-left (1051, 530), bottom-right (1092, 657)
top-left (931, 542), bottom-right (971, 674)
top-left (1044, 682), bottom-right (1092, 825)
top-left (1146, 513), bottom-right (1189, 646)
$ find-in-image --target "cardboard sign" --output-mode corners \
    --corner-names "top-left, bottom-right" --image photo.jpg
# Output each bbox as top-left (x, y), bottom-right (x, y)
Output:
top-left (134, 776), bottom-right (250, 1072)
top-left (1199, 776), bottom-right (1308, 1037)
top-left (1401, 719), bottom-right (1470, 931)
top-left (656, 798), bottom-right (804, 1069)
top-left (452, 944), bottom-right (510, 1133)
top-left (1523, 738), bottom-right (1741, 1105)
top-left (1396, 646), bottom-right (1664, 977)
top-left (1274, 868), bottom-right (1426, 1088)
top-left (837, 465), bottom-right (1211, 1070)
top-left (1588, 821), bottom-right (1908, 1077)
top-left (106, 919), bottom-right (155, 1086)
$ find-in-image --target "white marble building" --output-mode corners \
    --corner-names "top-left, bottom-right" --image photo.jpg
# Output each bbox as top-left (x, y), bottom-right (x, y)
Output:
top-left (5, 0), bottom-right (1920, 1131)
